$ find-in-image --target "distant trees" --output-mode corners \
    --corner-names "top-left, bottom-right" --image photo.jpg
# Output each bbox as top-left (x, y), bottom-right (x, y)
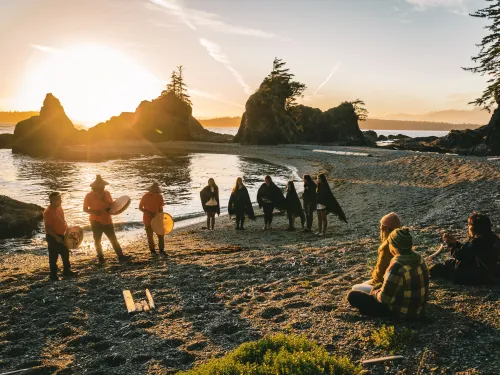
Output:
top-left (349, 99), bottom-right (368, 121)
top-left (260, 58), bottom-right (306, 110)
top-left (463, 0), bottom-right (500, 111)
top-left (163, 65), bottom-right (192, 106)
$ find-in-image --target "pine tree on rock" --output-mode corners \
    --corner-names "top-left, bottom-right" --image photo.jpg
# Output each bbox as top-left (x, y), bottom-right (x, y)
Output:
top-left (162, 65), bottom-right (192, 106)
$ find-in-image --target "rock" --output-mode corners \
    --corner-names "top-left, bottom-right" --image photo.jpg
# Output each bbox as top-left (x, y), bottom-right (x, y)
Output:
top-left (437, 127), bottom-right (487, 150)
top-left (12, 93), bottom-right (81, 157)
top-left (0, 133), bottom-right (13, 149)
top-left (377, 134), bottom-right (388, 141)
top-left (86, 112), bottom-right (136, 142)
top-left (388, 134), bottom-right (411, 140)
top-left (189, 116), bottom-right (234, 143)
top-left (486, 106), bottom-right (500, 155)
top-left (363, 130), bottom-right (378, 143)
top-left (0, 195), bottom-right (44, 239)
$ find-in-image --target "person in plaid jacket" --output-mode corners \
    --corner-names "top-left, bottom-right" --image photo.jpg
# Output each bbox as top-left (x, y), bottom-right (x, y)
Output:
top-left (347, 227), bottom-right (430, 319)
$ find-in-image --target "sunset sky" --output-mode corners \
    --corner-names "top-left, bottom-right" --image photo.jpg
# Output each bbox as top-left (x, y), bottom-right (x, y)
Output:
top-left (0, 0), bottom-right (490, 126)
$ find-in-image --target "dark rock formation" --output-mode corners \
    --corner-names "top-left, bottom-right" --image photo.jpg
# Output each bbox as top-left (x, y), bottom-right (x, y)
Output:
top-left (189, 117), bottom-right (233, 143)
top-left (363, 130), bottom-right (378, 143)
top-left (0, 196), bottom-right (44, 239)
top-left (86, 112), bottom-right (136, 142)
top-left (0, 134), bottom-right (13, 149)
top-left (388, 134), bottom-right (411, 140)
top-left (12, 93), bottom-right (81, 157)
top-left (486, 107), bottom-right (500, 155)
top-left (377, 134), bottom-right (388, 141)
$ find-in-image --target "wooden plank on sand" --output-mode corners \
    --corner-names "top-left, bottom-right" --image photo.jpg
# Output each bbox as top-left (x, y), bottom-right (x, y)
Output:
top-left (146, 289), bottom-right (155, 310)
top-left (362, 355), bottom-right (405, 365)
top-left (142, 301), bottom-right (150, 312)
top-left (135, 302), bottom-right (144, 312)
top-left (123, 290), bottom-right (136, 314)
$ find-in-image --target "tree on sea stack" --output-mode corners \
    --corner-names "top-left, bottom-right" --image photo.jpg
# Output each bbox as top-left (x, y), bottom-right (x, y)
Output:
top-left (350, 99), bottom-right (368, 121)
top-left (163, 65), bottom-right (192, 106)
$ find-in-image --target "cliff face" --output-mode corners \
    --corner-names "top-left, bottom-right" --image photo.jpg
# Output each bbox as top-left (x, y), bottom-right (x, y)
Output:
top-left (12, 93), bottom-right (80, 157)
top-left (486, 106), bottom-right (500, 155)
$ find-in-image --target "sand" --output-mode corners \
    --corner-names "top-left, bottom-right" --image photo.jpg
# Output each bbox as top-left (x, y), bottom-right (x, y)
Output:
top-left (1, 142), bottom-right (500, 375)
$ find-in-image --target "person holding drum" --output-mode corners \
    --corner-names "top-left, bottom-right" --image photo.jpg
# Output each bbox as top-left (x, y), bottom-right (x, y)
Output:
top-left (200, 178), bottom-right (220, 230)
top-left (83, 175), bottom-right (130, 264)
top-left (139, 182), bottom-right (165, 257)
top-left (43, 192), bottom-right (77, 281)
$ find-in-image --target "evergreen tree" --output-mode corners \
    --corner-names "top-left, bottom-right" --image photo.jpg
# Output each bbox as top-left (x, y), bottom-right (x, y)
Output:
top-left (176, 65), bottom-right (192, 106)
top-left (463, 0), bottom-right (500, 110)
top-left (350, 99), bottom-right (368, 121)
top-left (164, 70), bottom-right (178, 97)
top-left (260, 58), bottom-right (306, 110)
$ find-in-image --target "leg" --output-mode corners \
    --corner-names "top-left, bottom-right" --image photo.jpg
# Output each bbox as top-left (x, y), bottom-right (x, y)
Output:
top-left (206, 213), bottom-right (210, 229)
top-left (317, 210), bottom-right (323, 233)
top-left (90, 221), bottom-right (105, 260)
top-left (429, 259), bottom-right (456, 280)
top-left (300, 211), bottom-right (305, 228)
top-left (268, 204), bottom-right (274, 227)
top-left (210, 212), bottom-right (215, 230)
top-left (58, 241), bottom-right (73, 275)
top-left (306, 204), bottom-right (313, 230)
top-left (145, 225), bottom-right (156, 254)
top-left (347, 291), bottom-right (391, 317)
top-left (157, 234), bottom-right (165, 254)
top-left (46, 235), bottom-right (59, 280)
top-left (103, 224), bottom-right (124, 257)
top-left (287, 211), bottom-right (294, 230)
top-left (322, 211), bottom-right (328, 235)
top-left (240, 214), bottom-right (245, 229)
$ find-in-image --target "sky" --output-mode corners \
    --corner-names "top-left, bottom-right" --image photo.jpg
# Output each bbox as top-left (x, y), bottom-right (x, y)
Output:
top-left (0, 0), bottom-right (491, 126)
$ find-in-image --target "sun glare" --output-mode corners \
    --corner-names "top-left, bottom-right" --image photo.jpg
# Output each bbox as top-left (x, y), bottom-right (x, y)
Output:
top-left (15, 45), bottom-right (164, 126)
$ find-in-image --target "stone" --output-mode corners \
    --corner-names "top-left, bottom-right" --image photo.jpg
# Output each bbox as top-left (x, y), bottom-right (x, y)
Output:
top-left (363, 130), bottom-right (378, 143)
top-left (0, 133), bottom-right (13, 149)
top-left (0, 195), bottom-right (44, 239)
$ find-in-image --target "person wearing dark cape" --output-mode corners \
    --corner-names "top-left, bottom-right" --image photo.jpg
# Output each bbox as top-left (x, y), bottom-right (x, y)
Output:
top-left (228, 177), bottom-right (255, 230)
top-left (316, 173), bottom-right (347, 236)
top-left (257, 175), bottom-right (286, 230)
top-left (286, 181), bottom-right (305, 231)
top-left (200, 178), bottom-right (220, 230)
top-left (302, 175), bottom-right (317, 232)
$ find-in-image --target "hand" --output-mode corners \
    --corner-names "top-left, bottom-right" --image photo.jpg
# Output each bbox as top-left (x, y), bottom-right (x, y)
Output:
top-left (442, 233), bottom-right (457, 245)
top-left (146, 211), bottom-right (154, 219)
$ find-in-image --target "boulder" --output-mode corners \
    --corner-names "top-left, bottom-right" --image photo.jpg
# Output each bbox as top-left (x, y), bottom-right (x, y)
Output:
top-left (436, 127), bottom-right (488, 150)
top-left (189, 117), bottom-right (233, 143)
top-left (0, 196), bottom-right (44, 239)
top-left (0, 134), bottom-right (13, 149)
top-left (377, 134), bottom-right (388, 141)
top-left (85, 112), bottom-right (136, 142)
top-left (388, 134), bottom-right (411, 140)
top-left (363, 130), bottom-right (378, 143)
top-left (12, 93), bottom-right (80, 157)
top-left (486, 107), bottom-right (500, 155)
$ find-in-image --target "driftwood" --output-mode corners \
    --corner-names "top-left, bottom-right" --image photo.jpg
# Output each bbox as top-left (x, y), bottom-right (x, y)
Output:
top-left (0, 368), bottom-right (33, 375)
top-left (362, 355), bottom-right (405, 365)
top-left (146, 288), bottom-right (155, 310)
top-left (123, 289), bottom-right (155, 314)
top-left (426, 244), bottom-right (445, 261)
top-left (123, 290), bottom-right (136, 314)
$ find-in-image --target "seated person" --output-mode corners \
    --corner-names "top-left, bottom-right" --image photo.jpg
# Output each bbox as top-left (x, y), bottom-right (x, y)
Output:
top-left (352, 212), bottom-right (401, 293)
top-left (347, 227), bottom-right (430, 319)
top-left (430, 212), bottom-right (500, 285)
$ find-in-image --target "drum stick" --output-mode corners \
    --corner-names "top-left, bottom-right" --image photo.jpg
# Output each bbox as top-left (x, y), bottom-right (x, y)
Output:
top-left (427, 244), bottom-right (445, 261)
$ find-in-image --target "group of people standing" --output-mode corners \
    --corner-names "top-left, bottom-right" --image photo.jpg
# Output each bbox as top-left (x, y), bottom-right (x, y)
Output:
top-left (200, 173), bottom-right (347, 235)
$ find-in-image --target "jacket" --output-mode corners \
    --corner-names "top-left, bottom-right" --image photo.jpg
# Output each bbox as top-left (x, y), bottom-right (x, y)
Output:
top-left (302, 181), bottom-right (317, 209)
top-left (371, 240), bottom-right (393, 285)
top-left (286, 190), bottom-right (305, 217)
top-left (316, 183), bottom-right (347, 223)
top-left (228, 186), bottom-right (255, 220)
top-left (257, 183), bottom-right (286, 210)
top-left (200, 185), bottom-right (220, 215)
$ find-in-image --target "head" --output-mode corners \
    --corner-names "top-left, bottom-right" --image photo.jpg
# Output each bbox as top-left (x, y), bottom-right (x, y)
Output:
top-left (92, 186), bottom-right (105, 193)
top-left (287, 181), bottom-right (296, 192)
top-left (303, 174), bottom-right (313, 185)
top-left (49, 192), bottom-right (62, 207)
top-left (380, 212), bottom-right (401, 242)
top-left (148, 181), bottom-right (162, 194)
top-left (90, 174), bottom-right (108, 192)
top-left (208, 178), bottom-right (215, 187)
top-left (387, 227), bottom-right (413, 256)
top-left (468, 212), bottom-right (492, 238)
top-left (265, 175), bottom-right (272, 186)
top-left (233, 177), bottom-right (244, 192)
top-left (317, 173), bottom-right (328, 185)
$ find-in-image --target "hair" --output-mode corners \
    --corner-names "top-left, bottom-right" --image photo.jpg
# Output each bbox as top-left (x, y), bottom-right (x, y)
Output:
top-left (208, 178), bottom-right (218, 190)
top-left (232, 177), bottom-right (244, 193)
top-left (49, 192), bottom-right (61, 202)
top-left (287, 181), bottom-right (296, 192)
top-left (380, 225), bottom-right (395, 243)
top-left (265, 175), bottom-right (273, 184)
top-left (468, 212), bottom-right (493, 238)
top-left (316, 173), bottom-right (330, 192)
top-left (303, 174), bottom-right (313, 185)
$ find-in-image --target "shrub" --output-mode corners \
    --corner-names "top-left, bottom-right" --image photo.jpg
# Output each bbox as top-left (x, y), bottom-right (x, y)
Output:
top-left (371, 325), bottom-right (416, 354)
top-left (176, 333), bottom-right (362, 375)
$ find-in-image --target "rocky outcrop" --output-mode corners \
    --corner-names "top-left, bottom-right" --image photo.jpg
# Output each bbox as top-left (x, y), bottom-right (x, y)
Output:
top-left (86, 112), bottom-right (136, 142)
top-left (363, 130), bottom-right (378, 143)
top-left (12, 93), bottom-right (81, 157)
top-left (0, 196), bottom-right (44, 239)
top-left (486, 107), bottom-right (500, 155)
top-left (0, 134), bottom-right (13, 149)
top-left (189, 117), bottom-right (233, 142)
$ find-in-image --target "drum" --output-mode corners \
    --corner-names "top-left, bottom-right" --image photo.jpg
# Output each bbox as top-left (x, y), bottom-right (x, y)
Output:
top-left (64, 226), bottom-right (84, 250)
top-left (108, 195), bottom-right (131, 215)
top-left (151, 213), bottom-right (175, 235)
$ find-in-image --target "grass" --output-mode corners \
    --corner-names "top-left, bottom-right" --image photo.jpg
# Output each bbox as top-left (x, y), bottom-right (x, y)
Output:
top-left (176, 333), bottom-right (362, 375)
top-left (371, 325), bottom-right (416, 354)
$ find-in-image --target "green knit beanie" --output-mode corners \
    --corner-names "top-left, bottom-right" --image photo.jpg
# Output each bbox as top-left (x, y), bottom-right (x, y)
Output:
top-left (387, 226), bottom-right (413, 254)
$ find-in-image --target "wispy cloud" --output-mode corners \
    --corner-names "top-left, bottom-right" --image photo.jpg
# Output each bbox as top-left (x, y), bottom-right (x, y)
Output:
top-left (30, 44), bottom-right (57, 53)
top-left (149, 0), bottom-right (277, 38)
top-left (199, 38), bottom-right (252, 95)
top-left (404, 0), bottom-right (468, 15)
top-left (313, 62), bottom-right (341, 95)
top-left (189, 88), bottom-right (244, 108)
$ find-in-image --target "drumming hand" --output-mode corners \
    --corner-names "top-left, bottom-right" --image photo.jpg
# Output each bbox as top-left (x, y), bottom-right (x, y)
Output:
top-left (147, 211), bottom-right (154, 219)
top-left (442, 233), bottom-right (457, 245)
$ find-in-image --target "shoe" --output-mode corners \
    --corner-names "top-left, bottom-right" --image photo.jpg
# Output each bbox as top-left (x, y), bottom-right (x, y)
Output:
top-left (150, 250), bottom-right (158, 257)
top-left (118, 254), bottom-right (132, 262)
top-left (262, 225), bottom-right (267, 230)
top-left (318, 232), bottom-right (325, 237)
top-left (240, 227), bottom-right (245, 230)
top-left (50, 275), bottom-right (59, 281)
top-left (98, 256), bottom-right (106, 264)
top-left (63, 270), bottom-right (78, 278)
top-left (287, 227), bottom-right (295, 231)
top-left (303, 228), bottom-right (311, 233)
top-left (236, 226), bottom-right (240, 230)
top-left (159, 251), bottom-right (167, 258)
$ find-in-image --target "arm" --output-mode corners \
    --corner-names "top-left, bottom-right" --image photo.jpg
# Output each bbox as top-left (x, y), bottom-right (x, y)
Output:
top-left (371, 243), bottom-right (393, 284)
top-left (45, 224), bottom-right (63, 243)
top-left (374, 264), bottom-right (403, 306)
top-left (83, 197), bottom-right (103, 216)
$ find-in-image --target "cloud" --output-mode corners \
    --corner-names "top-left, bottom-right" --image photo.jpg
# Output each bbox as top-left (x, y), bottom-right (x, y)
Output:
top-left (189, 88), bottom-right (244, 108)
top-left (404, 0), bottom-right (468, 15)
top-left (149, 0), bottom-right (277, 38)
top-left (199, 38), bottom-right (252, 95)
top-left (313, 62), bottom-right (341, 95)
top-left (30, 44), bottom-right (57, 53)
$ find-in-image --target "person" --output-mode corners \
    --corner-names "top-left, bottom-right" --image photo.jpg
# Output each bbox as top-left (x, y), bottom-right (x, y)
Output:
top-left (351, 212), bottom-right (401, 292)
top-left (83, 174), bottom-right (130, 264)
top-left (200, 178), bottom-right (220, 230)
top-left (316, 173), bottom-right (347, 236)
top-left (285, 181), bottom-right (305, 231)
top-left (257, 175), bottom-right (286, 230)
top-left (43, 192), bottom-right (77, 281)
top-left (139, 181), bottom-right (165, 257)
top-left (347, 227), bottom-right (430, 319)
top-left (430, 212), bottom-right (500, 285)
top-left (228, 177), bottom-right (255, 230)
top-left (302, 175), bottom-right (317, 232)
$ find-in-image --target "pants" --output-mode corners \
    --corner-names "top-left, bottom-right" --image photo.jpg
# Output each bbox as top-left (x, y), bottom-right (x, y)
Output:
top-left (145, 225), bottom-right (164, 252)
top-left (263, 203), bottom-right (274, 225)
top-left (235, 210), bottom-right (245, 228)
top-left (303, 202), bottom-right (315, 230)
top-left (287, 211), bottom-right (305, 228)
top-left (90, 221), bottom-right (123, 259)
top-left (46, 235), bottom-right (71, 279)
top-left (430, 259), bottom-right (490, 285)
top-left (347, 290), bottom-right (391, 317)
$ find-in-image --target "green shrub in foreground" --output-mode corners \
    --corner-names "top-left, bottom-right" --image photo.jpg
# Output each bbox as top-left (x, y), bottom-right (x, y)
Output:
top-left (371, 325), bottom-right (416, 354)
top-left (177, 333), bottom-right (362, 375)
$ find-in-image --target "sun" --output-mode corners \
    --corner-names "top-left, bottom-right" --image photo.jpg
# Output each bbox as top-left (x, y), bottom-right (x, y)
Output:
top-left (14, 45), bottom-right (164, 126)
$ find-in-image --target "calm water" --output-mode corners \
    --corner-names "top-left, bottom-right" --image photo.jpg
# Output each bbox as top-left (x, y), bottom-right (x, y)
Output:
top-left (0, 123), bottom-right (15, 134)
top-left (0, 150), bottom-right (297, 253)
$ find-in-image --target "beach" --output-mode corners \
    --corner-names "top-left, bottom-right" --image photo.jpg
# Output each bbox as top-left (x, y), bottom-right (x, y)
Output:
top-left (1, 142), bottom-right (500, 374)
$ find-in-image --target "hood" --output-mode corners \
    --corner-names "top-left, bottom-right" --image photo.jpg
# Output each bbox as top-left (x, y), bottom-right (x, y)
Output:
top-left (393, 251), bottom-right (423, 268)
